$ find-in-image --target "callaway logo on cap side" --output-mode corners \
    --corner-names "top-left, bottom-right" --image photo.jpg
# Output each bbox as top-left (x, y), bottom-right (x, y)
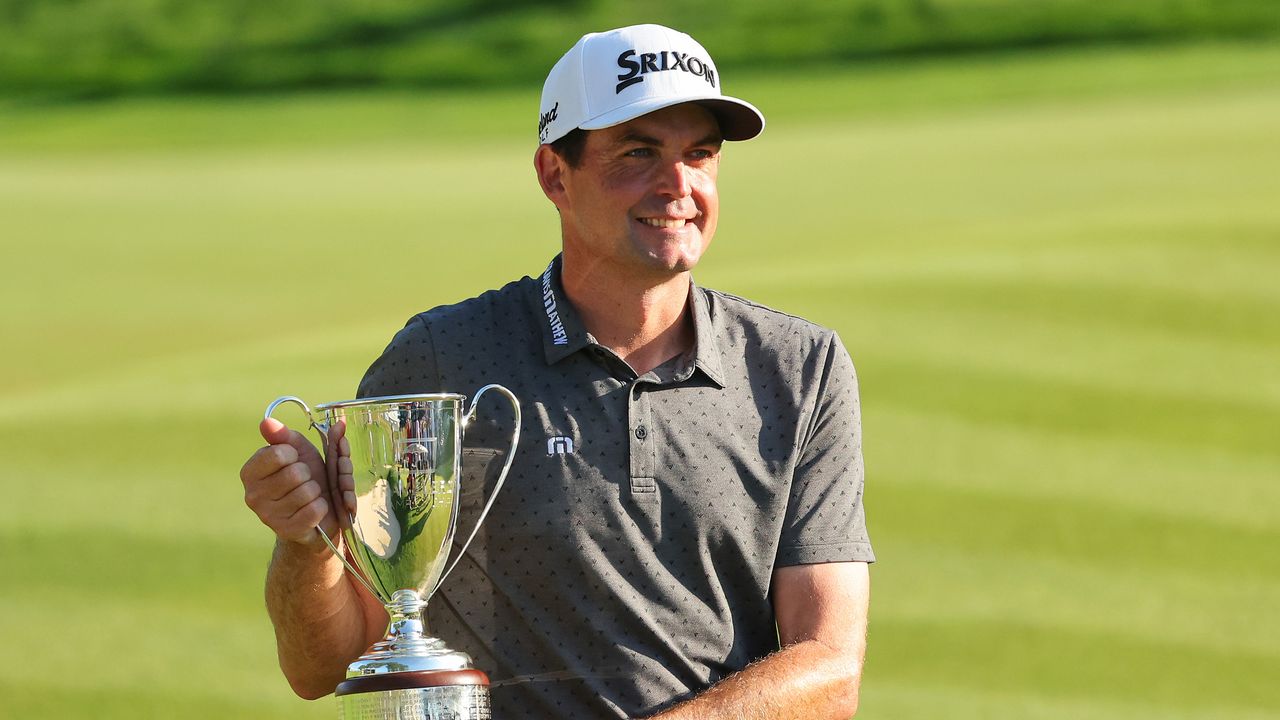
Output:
top-left (538, 102), bottom-right (559, 143)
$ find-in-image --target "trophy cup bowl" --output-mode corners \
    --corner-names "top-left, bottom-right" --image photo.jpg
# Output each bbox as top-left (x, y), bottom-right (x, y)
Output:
top-left (265, 385), bottom-right (520, 720)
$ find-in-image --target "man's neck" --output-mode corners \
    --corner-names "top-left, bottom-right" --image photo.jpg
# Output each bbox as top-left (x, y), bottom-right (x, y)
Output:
top-left (560, 255), bottom-right (695, 376)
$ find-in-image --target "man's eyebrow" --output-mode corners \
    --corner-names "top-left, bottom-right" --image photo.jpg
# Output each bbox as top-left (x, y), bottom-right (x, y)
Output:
top-left (617, 132), bottom-right (662, 146)
top-left (696, 132), bottom-right (725, 147)
top-left (615, 132), bottom-right (724, 147)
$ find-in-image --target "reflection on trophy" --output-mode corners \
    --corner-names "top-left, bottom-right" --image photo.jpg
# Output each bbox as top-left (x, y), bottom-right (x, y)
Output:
top-left (265, 386), bottom-right (520, 720)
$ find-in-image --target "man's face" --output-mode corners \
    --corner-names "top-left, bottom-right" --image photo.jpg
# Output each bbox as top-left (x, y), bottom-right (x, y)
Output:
top-left (552, 103), bottom-right (723, 277)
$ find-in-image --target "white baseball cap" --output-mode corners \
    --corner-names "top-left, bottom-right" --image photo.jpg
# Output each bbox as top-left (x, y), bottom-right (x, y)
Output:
top-left (537, 24), bottom-right (765, 146)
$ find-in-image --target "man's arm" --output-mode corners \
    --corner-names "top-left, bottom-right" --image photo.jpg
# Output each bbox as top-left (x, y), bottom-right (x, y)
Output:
top-left (242, 418), bottom-right (387, 699)
top-left (264, 537), bottom-right (388, 698)
top-left (645, 561), bottom-right (870, 720)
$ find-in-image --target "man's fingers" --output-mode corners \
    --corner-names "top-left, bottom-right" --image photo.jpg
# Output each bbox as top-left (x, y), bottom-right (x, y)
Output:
top-left (332, 454), bottom-right (356, 518)
top-left (245, 465), bottom-right (317, 519)
top-left (323, 421), bottom-right (348, 529)
top-left (278, 477), bottom-right (325, 513)
top-left (248, 477), bottom-right (333, 546)
top-left (296, 494), bottom-right (341, 543)
top-left (240, 443), bottom-right (300, 487)
top-left (284, 495), bottom-right (331, 543)
top-left (242, 458), bottom-right (306, 513)
top-left (332, 427), bottom-right (357, 519)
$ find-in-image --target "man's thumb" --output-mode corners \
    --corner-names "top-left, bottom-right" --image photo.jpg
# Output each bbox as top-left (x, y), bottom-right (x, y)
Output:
top-left (259, 417), bottom-right (295, 446)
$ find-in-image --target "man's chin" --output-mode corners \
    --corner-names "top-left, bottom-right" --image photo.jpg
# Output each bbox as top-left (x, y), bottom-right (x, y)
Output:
top-left (634, 240), bottom-right (707, 275)
top-left (639, 253), bottom-right (700, 276)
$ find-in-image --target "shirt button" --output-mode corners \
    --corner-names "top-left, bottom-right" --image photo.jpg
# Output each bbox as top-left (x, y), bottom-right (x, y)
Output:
top-left (634, 426), bottom-right (647, 440)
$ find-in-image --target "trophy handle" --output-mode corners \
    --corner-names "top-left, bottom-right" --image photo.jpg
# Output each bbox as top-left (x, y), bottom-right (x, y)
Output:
top-left (264, 395), bottom-right (328, 445)
top-left (433, 383), bottom-right (521, 595)
top-left (263, 396), bottom-right (383, 603)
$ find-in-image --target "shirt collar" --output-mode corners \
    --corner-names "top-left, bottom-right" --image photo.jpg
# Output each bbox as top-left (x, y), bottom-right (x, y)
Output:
top-left (527, 255), bottom-right (727, 388)
top-left (528, 255), bottom-right (592, 364)
top-left (686, 278), bottom-right (727, 388)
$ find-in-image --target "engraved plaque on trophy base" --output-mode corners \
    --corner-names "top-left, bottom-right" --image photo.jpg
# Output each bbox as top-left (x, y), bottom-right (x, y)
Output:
top-left (337, 670), bottom-right (492, 720)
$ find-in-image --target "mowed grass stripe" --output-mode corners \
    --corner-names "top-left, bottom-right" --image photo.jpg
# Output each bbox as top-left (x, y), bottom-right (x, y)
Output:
top-left (0, 597), bottom-right (288, 697)
top-left (871, 407), bottom-right (1280, 531)
top-left (866, 679), bottom-right (1280, 720)
top-left (0, 414), bottom-right (327, 540)
top-left (869, 618), bottom-right (1280, 713)
top-left (872, 480), bottom-right (1280, 582)
top-left (712, 212), bottom-right (1280, 313)
top-left (0, 145), bottom-right (553, 393)
top-left (849, 275), bottom-right (1280, 350)
top-left (0, 526), bottom-right (269, 610)
top-left (719, 85), bottom-right (1280, 251)
top-left (873, 541), bottom-right (1280, 658)
top-left (861, 354), bottom-right (1280, 460)
top-left (0, 680), bottom-right (312, 720)
top-left (836, 302), bottom-right (1280, 412)
top-left (0, 321), bottom-right (395, 421)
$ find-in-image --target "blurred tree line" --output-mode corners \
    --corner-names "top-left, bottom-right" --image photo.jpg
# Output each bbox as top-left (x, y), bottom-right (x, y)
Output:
top-left (1, 0), bottom-right (1277, 97)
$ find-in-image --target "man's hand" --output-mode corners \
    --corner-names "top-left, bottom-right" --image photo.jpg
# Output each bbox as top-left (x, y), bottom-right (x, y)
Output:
top-left (240, 418), bottom-right (354, 548)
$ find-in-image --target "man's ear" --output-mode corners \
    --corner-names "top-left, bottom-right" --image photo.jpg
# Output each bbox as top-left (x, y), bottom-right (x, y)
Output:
top-left (534, 144), bottom-right (568, 209)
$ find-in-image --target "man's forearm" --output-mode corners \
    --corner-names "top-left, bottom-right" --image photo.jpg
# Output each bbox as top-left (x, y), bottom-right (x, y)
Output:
top-left (644, 638), bottom-right (863, 720)
top-left (265, 539), bottom-right (379, 699)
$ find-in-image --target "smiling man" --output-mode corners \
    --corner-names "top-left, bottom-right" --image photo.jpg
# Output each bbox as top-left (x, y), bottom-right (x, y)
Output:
top-left (241, 24), bottom-right (873, 719)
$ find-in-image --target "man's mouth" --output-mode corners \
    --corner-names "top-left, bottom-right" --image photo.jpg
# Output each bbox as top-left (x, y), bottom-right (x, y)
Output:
top-left (637, 213), bottom-right (700, 229)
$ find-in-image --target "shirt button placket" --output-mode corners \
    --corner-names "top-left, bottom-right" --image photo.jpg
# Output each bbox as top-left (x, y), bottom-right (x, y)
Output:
top-left (628, 381), bottom-right (656, 495)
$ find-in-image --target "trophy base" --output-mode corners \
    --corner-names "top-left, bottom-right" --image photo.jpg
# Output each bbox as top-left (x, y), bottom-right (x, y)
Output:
top-left (337, 669), bottom-right (491, 720)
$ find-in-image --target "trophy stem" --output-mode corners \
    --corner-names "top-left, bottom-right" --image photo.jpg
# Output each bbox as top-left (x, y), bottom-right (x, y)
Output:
top-left (385, 589), bottom-right (429, 644)
top-left (347, 589), bottom-right (474, 676)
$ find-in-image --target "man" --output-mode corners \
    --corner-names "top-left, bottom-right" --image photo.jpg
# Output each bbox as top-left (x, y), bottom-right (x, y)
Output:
top-left (240, 24), bottom-right (873, 719)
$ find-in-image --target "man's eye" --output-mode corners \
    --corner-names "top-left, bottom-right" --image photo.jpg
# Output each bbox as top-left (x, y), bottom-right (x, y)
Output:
top-left (625, 147), bottom-right (654, 158)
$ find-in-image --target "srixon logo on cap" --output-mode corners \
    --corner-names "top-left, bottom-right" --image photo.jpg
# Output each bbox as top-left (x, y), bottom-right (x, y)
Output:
top-left (615, 49), bottom-right (716, 93)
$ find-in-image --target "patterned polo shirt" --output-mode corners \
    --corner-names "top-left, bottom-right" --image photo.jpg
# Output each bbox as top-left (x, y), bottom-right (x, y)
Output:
top-left (356, 255), bottom-right (873, 719)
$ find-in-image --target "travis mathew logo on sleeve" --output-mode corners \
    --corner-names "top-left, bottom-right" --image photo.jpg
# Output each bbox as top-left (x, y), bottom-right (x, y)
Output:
top-left (615, 48), bottom-right (716, 93)
top-left (541, 263), bottom-right (568, 346)
top-left (538, 102), bottom-right (559, 143)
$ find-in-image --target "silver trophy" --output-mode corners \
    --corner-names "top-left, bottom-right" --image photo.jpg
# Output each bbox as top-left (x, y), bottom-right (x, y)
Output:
top-left (265, 386), bottom-right (520, 720)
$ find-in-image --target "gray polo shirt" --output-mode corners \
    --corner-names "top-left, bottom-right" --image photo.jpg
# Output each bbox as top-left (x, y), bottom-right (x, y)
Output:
top-left (357, 256), bottom-right (873, 719)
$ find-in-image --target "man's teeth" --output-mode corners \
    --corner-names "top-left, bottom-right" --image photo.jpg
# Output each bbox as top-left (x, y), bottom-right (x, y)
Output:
top-left (639, 218), bottom-right (687, 228)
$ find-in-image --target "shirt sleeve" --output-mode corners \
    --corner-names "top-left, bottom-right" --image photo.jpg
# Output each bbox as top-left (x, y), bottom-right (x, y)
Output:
top-left (775, 331), bottom-right (875, 566)
top-left (356, 315), bottom-right (441, 398)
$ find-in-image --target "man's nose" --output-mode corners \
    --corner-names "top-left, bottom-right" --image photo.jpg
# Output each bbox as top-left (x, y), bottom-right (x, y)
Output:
top-left (655, 160), bottom-right (692, 199)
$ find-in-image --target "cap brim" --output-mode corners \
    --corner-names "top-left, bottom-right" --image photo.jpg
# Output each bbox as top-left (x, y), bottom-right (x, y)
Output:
top-left (579, 94), bottom-right (765, 141)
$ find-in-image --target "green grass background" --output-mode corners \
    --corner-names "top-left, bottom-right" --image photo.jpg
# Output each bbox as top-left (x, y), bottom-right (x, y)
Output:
top-left (4, 0), bottom-right (1277, 96)
top-left (2, 40), bottom-right (1279, 718)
